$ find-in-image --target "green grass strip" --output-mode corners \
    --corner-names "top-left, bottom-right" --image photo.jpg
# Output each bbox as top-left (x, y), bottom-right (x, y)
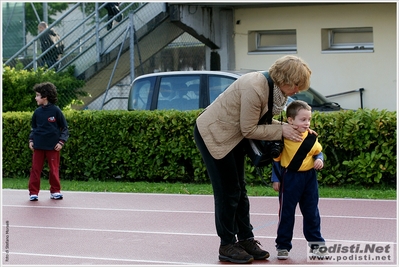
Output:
top-left (2, 177), bottom-right (396, 200)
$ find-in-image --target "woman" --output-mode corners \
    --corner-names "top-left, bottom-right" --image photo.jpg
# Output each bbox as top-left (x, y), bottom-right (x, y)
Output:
top-left (193, 55), bottom-right (312, 264)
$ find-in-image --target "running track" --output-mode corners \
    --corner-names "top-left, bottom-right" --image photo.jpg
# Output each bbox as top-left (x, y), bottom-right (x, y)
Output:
top-left (1, 189), bottom-right (397, 265)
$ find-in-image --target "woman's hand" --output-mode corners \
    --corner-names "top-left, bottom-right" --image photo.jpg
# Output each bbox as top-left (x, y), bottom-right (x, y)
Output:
top-left (282, 124), bottom-right (303, 142)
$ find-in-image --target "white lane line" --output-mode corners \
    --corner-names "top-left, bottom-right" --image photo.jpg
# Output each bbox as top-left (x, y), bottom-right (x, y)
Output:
top-left (4, 225), bottom-right (396, 245)
top-left (3, 224), bottom-right (217, 236)
top-left (251, 212), bottom-right (396, 220)
top-left (2, 204), bottom-right (214, 214)
top-left (3, 204), bottom-right (396, 220)
top-left (1, 251), bottom-right (208, 265)
top-left (2, 188), bottom-right (397, 201)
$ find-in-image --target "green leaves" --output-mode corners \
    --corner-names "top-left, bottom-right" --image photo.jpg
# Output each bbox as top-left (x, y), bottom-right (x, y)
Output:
top-left (2, 65), bottom-right (86, 112)
top-left (314, 109), bottom-right (396, 185)
top-left (2, 108), bottom-right (396, 186)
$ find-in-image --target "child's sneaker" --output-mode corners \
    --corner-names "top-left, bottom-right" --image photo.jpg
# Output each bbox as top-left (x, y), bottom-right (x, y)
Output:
top-left (50, 193), bottom-right (63, 200)
top-left (277, 249), bottom-right (289, 260)
top-left (29, 195), bottom-right (38, 201)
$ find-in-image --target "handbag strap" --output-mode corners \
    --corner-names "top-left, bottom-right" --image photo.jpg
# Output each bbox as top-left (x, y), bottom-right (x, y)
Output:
top-left (258, 71), bottom-right (274, 125)
top-left (253, 72), bottom-right (278, 184)
top-left (287, 133), bottom-right (317, 171)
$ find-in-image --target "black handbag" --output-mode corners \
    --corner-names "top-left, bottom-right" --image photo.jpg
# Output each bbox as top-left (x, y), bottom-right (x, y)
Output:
top-left (244, 72), bottom-right (284, 167)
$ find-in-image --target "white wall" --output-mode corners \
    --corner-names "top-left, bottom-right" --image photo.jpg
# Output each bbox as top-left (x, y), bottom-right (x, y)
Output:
top-left (233, 3), bottom-right (397, 111)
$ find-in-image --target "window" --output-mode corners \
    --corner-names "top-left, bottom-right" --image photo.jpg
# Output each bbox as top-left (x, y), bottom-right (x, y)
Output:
top-left (208, 75), bottom-right (236, 103)
top-left (129, 78), bottom-right (154, 110)
top-left (248, 30), bottom-right (297, 54)
top-left (321, 27), bottom-right (374, 53)
top-left (157, 75), bottom-right (200, 110)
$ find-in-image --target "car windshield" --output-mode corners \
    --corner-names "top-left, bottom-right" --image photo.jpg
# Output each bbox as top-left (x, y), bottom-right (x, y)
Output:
top-left (287, 88), bottom-right (341, 110)
top-left (289, 88), bottom-right (325, 106)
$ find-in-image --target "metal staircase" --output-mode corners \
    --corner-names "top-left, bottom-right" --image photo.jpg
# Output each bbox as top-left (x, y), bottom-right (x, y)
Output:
top-left (3, 2), bottom-right (186, 109)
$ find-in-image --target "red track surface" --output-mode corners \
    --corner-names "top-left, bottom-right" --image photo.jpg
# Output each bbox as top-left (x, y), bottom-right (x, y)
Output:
top-left (2, 189), bottom-right (397, 266)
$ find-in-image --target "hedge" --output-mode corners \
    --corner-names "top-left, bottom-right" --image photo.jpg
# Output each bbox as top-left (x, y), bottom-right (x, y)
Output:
top-left (2, 65), bottom-right (87, 112)
top-left (2, 108), bottom-right (396, 186)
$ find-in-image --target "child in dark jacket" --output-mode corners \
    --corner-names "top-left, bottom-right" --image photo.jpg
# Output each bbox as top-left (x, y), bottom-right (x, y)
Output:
top-left (28, 82), bottom-right (69, 201)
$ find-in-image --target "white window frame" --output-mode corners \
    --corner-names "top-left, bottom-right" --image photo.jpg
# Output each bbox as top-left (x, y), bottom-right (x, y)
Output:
top-left (248, 29), bottom-right (297, 54)
top-left (322, 27), bottom-right (374, 53)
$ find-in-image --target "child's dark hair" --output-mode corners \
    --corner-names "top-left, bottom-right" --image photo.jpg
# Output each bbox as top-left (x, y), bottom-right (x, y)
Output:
top-left (286, 100), bottom-right (311, 119)
top-left (33, 82), bottom-right (58, 104)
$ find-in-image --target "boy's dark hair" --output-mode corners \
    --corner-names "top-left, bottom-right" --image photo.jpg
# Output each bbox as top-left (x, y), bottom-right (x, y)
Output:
top-left (33, 82), bottom-right (58, 104)
top-left (286, 100), bottom-right (311, 119)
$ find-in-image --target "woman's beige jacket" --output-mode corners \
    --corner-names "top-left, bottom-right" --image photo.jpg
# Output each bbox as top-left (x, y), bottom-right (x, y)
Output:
top-left (196, 71), bottom-right (283, 159)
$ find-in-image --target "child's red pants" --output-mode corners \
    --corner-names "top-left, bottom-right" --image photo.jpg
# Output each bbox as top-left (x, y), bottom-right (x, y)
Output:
top-left (29, 149), bottom-right (61, 195)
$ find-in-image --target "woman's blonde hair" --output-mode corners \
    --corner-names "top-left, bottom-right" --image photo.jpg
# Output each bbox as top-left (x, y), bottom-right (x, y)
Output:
top-left (269, 55), bottom-right (312, 91)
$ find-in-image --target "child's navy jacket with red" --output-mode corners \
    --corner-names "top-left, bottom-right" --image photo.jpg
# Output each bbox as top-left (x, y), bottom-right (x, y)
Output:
top-left (29, 103), bottom-right (69, 150)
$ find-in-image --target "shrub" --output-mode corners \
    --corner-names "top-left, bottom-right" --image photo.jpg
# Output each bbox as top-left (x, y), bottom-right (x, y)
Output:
top-left (311, 109), bottom-right (396, 185)
top-left (2, 109), bottom-right (396, 186)
top-left (2, 65), bottom-right (87, 112)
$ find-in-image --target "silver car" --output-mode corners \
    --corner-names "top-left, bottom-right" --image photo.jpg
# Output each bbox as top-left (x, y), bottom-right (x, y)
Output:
top-left (127, 70), bottom-right (342, 111)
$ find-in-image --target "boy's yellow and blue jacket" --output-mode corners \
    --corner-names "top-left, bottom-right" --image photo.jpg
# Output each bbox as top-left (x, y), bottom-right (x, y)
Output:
top-left (271, 131), bottom-right (323, 182)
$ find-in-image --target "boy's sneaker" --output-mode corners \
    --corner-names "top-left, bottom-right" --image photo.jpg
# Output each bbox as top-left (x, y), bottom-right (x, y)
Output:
top-left (238, 238), bottom-right (270, 260)
top-left (277, 249), bottom-right (289, 260)
top-left (29, 195), bottom-right (38, 201)
top-left (313, 246), bottom-right (329, 258)
top-left (219, 243), bottom-right (254, 264)
top-left (50, 193), bottom-right (63, 200)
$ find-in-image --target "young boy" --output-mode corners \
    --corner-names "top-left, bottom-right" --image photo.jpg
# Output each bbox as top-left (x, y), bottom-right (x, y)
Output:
top-left (28, 82), bottom-right (69, 201)
top-left (271, 100), bottom-right (326, 260)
